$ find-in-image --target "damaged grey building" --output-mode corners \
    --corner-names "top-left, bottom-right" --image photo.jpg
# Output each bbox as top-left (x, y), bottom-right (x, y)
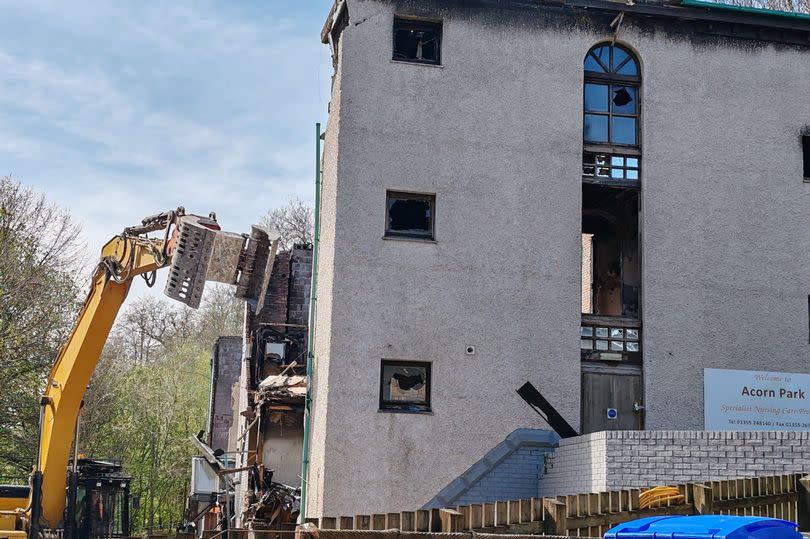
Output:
top-left (190, 244), bottom-right (313, 533)
top-left (307, 0), bottom-right (810, 518)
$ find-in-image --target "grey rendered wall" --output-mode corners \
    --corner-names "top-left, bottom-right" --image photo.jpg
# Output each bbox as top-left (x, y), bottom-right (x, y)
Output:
top-left (640, 35), bottom-right (810, 429)
top-left (311, 0), bottom-right (810, 518)
top-left (538, 430), bottom-right (810, 497)
top-left (312, 0), bottom-right (584, 517)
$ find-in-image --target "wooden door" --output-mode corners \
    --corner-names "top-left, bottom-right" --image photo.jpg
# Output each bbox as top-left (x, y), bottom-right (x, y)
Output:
top-left (581, 371), bottom-right (643, 433)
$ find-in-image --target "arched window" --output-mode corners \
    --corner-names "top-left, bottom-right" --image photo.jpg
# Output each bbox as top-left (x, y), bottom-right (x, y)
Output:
top-left (583, 43), bottom-right (640, 184)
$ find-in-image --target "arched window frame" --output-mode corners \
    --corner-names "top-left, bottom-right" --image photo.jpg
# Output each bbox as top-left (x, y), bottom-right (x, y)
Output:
top-left (582, 43), bottom-right (641, 186)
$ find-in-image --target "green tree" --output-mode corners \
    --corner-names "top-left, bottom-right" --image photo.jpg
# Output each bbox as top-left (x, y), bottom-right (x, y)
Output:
top-left (0, 176), bottom-right (84, 480)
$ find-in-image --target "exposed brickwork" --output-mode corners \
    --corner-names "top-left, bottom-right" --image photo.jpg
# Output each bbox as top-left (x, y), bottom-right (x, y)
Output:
top-left (257, 251), bottom-right (291, 324)
top-left (208, 336), bottom-right (242, 453)
top-left (538, 430), bottom-right (810, 497)
top-left (255, 245), bottom-right (313, 353)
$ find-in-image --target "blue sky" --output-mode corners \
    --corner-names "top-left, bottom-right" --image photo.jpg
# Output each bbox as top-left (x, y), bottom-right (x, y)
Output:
top-left (0, 1), bottom-right (332, 295)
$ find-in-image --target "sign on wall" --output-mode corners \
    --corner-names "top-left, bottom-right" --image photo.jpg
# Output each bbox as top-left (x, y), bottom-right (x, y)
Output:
top-left (704, 368), bottom-right (810, 431)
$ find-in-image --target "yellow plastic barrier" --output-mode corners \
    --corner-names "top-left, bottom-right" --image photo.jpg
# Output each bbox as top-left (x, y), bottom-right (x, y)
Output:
top-left (639, 486), bottom-right (685, 509)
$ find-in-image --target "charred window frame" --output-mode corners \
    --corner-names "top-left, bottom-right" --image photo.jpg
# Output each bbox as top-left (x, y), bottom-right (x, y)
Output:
top-left (379, 360), bottom-right (431, 413)
top-left (583, 44), bottom-right (641, 186)
top-left (393, 17), bottom-right (442, 65)
top-left (803, 133), bottom-right (810, 182)
top-left (385, 190), bottom-right (435, 240)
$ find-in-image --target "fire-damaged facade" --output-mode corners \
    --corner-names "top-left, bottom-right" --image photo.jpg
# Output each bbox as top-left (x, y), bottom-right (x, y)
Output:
top-left (186, 243), bottom-right (313, 534)
top-left (309, 0), bottom-right (810, 519)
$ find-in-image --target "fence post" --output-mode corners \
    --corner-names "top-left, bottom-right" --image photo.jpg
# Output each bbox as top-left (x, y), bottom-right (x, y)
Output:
top-left (693, 484), bottom-right (714, 515)
top-left (798, 475), bottom-right (810, 531)
top-left (542, 498), bottom-right (567, 535)
top-left (440, 508), bottom-right (463, 532)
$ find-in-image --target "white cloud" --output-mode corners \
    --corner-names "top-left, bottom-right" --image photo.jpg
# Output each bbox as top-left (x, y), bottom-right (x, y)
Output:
top-left (0, 1), bottom-right (332, 274)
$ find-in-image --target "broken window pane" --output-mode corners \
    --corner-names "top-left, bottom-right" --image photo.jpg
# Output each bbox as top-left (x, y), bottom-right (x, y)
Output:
top-left (610, 341), bottom-right (624, 351)
top-left (584, 84), bottom-right (608, 112)
top-left (626, 342), bottom-right (640, 352)
top-left (393, 18), bottom-right (441, 65)
top-left (611, 87), bottom-right (636, 114)
top-left (386, 191), bottom-right (435, 239)
top-left (626, 329), bottom-right (639, 340)
top-left (610, 328), bottom-right (624, 338)
top-left (583, 152), bottom-right (641, 184)
top-left (584, 114), bottom-right (608, 143)
top-left (380, 360), bottom-right (431, 412)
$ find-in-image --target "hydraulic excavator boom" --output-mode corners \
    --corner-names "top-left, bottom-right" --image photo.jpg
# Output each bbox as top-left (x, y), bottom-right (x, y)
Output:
top-left (0, 208), bottom-right (276, 539)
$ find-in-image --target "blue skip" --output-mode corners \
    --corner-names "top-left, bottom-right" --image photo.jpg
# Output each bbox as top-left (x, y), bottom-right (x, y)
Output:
top-left (604, 515), bottom-right (802, 539)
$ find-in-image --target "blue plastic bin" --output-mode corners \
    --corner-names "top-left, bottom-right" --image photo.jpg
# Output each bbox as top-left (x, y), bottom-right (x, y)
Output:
top-left (604, 515), bottom-right (801, 539)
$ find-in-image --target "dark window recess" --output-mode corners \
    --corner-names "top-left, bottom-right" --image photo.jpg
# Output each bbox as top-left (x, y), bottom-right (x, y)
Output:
top-left (380, 360), bottom-right (431, 413)
top-left (803, 134), bottom-right (810, 180)
top-left (386, 191), bottom-right (435, 239)
top-left (393, 18), bottom-right (441, 65)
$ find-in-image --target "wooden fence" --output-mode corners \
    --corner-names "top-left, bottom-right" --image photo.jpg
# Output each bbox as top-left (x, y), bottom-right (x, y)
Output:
top-left (310, 473), bottom-right (810, 537)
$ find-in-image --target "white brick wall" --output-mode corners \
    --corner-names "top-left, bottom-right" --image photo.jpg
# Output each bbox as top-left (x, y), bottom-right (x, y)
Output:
top-left (538, 433), bottom-right (607, 496)
top-left (538, 431), bottom-right (810, 497)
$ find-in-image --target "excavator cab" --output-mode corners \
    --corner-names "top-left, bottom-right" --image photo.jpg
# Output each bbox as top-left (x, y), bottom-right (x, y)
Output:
top-left (66, 460), bottom-right (130, 539)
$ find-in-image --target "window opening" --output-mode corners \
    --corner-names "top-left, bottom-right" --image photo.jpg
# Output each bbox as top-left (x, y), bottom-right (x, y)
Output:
top-left (393, 18), bottom-right (441, 65)
top-left (380, 360), bottom-right (431, 413)
top-left (583, 43), bottom-right (641, 185)
top-left (385, 191), bottom-right (435, 240)
top-left (582, 185), bottom-right (640, 319)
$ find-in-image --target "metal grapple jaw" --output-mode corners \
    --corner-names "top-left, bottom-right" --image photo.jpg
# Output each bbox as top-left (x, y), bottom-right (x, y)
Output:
top-left (163, 215), bottom-right (278, 308)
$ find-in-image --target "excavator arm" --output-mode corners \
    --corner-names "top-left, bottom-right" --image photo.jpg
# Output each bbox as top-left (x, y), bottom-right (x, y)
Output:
top-left (0, 208), bottom-right (276, 539)
top-left (36, 234), bottom-right (166, 530)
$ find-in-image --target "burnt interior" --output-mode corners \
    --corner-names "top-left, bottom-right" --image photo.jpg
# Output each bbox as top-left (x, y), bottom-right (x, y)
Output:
top-left (581, 184), bottom-right (640, 318)
top-left (393, 18), bottom-right (442, 64)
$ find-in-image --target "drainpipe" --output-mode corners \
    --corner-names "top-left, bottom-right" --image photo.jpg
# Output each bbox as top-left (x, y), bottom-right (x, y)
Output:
top-left (299, 122), bottom-right (321, 522)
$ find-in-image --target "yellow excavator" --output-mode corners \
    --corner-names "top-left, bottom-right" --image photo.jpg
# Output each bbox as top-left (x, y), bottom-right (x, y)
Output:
top-left (0, 208), bottom-right (276, 539)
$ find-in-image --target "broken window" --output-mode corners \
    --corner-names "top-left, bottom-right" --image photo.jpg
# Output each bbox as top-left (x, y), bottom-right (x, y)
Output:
top-left (385, 191), bottom-right (435, 240)
top-left (380, 360), bottom-right (431, 413)
top-left (393, 17), bottom-right (441, 65)
top-left (803, 134), bottom-right (809, 181)
top-left (580, 320), bottom-right (641, 362)
top-left (584, 43), bottom-right (641, 182)
top-left (582, 153), bottom-right (639, 184)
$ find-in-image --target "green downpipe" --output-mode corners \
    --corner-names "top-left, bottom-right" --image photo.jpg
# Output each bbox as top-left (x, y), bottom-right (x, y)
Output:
top-left (299, 122), bottom-right (321, 523)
